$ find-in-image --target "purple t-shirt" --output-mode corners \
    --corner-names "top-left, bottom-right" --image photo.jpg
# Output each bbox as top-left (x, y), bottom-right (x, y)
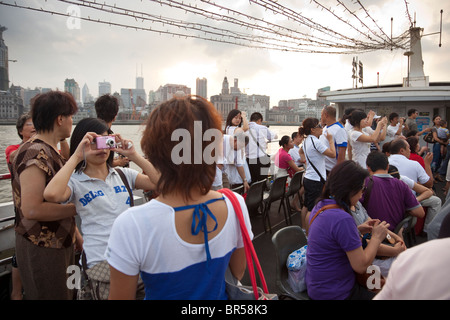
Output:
top-left (360, 174), bottom-right (420, 231)
top-left (306, 199), bottom-right (362, 300)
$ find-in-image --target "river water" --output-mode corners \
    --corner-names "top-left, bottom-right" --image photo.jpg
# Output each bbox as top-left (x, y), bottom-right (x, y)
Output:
top-left (0, 124), bottom-right (300, 203)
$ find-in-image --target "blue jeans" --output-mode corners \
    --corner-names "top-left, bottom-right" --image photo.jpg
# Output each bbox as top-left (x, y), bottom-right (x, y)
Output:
top-left (438, 144), bottom-right (450, 176)
top-left (431, 143), bottom-right (442, 173)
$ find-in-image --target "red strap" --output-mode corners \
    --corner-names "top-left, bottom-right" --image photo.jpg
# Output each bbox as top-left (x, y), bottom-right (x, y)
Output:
top-left (218, 188), bottom-right (268, 299)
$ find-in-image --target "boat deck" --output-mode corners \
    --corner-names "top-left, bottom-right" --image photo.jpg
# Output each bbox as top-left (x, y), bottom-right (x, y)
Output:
top-left (0, 179), bottom-right (446, 300)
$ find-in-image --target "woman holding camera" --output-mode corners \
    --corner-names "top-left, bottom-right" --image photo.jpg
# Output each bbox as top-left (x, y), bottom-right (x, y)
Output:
top-left (43, 118), bottom-right (157, 276)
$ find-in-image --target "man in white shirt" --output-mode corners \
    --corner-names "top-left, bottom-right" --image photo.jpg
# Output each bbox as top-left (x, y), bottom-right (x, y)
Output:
top-left (374, 238), bottom-right (450, 300)
top-left (388, 138), bottom-right (442, 233)
top-left (319, 106), bottom-right (348, 173)
top-left (246, 112), bottom-right (278, 183)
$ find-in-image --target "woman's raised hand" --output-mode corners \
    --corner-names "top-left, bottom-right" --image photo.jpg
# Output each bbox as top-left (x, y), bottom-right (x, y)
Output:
top-left (112, 134), bottom-right (136, 158)
top-left (73, 132), bottom-right (97, 162)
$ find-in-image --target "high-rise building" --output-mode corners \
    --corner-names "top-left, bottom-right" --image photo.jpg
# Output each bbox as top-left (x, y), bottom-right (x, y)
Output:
top-left (24, 87), bottom-right (41, 108)
top-left (64, 78), bottom-right (81, 103)
top-left (136, 76), bottom-right (144, 90)
top-left (221, 76), bottom-right (229, 95)
top-left (98, 81), bottom-right (111, 96)
top-left (155, 84), bottom-right (191, 102)
top-left (196, 77), bottom-right (207, 99)
top-left (82, 83), bottom-right (94, 103)
top-left (0, 26), bottom-right (9, 91)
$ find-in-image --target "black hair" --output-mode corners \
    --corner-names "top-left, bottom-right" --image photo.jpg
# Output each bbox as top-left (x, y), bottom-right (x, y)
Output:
top-left (389, 112), bottom-right (399, 122)
top-left (340, 108), bottom-right (356, 125)
top-left (382, 141), bottom-right (391, 155)
top-left (406, 136), bottom-right (420, 155)
top-left (319, 160), bottom-right (369, 213)
top-left (70, 118), bottom-right (114, 173)
top-left (31, 91), bottom-right (78, 133)
top-left (224, 109), bottom-right (242, 133)
top-left (250, 112), bottom-right (263, 122)
top-left (279, 135), bottom-right (290, 147)
top-left (405, 130), bottom-right (418, 137)
top-left (407, 109), bottom-right (417, 116)
top-left (298, 118), bottom-right (319, 136)
top-left (349, 110), bottom-right (367, 127)
top-left (366, 151), bottom-right (389, 172)
top-left (95, 94), bottom-right (119, 123)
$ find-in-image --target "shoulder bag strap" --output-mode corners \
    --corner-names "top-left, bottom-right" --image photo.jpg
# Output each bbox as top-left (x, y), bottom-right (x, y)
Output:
top-left (248, 126), bottom-right (268, 157)
top-left (80, 250), bottom-right (96, 293)
top-left (115, 168), bottom-right (134, 207)
top-left (218, 188), bottom-right (268, 299)
top-left (308, 204), bottom-right (341, 229)
top-left (304, 137), bottom-right (326, 184)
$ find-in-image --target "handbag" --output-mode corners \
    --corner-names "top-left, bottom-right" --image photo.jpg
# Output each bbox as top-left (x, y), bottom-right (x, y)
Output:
top-left (218, 188), bottom-right (277, 300)
top-left (77, 251), bottom-right (111, 300)
top-left (423, 131), bottom-right (434, 143)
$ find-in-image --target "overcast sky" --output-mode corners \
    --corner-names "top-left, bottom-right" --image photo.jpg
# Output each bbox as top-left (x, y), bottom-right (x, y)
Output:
top-left (1, 0), bottom-right (449, 106)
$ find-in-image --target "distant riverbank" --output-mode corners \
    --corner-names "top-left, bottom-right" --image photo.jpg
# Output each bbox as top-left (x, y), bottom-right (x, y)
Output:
top-left (0, 119), bottom-right (301, 127)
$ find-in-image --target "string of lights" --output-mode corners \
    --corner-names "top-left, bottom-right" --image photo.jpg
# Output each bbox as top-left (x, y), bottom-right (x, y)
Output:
top-left (0, 0), bottom-right (414, 54)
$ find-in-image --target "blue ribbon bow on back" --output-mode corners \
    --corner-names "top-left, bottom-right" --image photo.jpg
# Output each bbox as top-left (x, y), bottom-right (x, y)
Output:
top-left (173, 197), bottom-right (224, 268)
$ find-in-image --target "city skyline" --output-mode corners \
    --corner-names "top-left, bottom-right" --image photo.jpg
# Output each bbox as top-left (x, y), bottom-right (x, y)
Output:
top-left (0, 0), bottom-right (449, 106)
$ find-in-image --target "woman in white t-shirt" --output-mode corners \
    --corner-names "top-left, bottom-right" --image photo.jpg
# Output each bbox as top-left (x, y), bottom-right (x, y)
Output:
top-left (43, 118), bottom-right (158, 271)
top-left (224, 109), bottom-right (251, 184)
top-left (349, 110), bottom-right (387, 169)
top-left (106, 96), bottom-right (252, 300)
top-left (299, 118), bottom-right (336, 230)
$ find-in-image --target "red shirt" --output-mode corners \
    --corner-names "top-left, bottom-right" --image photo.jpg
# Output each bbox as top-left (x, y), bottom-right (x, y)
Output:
top-left (409, 152), bottom-right (425, 169)
top-left (5, 144), bottom-right (20, 165)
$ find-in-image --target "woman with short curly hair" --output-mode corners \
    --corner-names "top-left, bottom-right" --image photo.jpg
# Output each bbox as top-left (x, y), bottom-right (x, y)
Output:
top-left (107, 96), bottom-right (252, 300)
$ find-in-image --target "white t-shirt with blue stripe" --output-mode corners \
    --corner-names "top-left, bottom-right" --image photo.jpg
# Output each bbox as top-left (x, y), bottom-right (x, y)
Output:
top-left (106, 192), bottom-right (253, 300)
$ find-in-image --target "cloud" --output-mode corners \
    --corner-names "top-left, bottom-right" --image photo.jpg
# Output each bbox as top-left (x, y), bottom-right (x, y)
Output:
top-left (1, 0), bottom-right (449, 107)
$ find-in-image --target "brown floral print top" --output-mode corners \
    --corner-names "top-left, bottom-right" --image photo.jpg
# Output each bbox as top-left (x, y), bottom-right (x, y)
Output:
top-left (12, 138), bottom-right (75, 248)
